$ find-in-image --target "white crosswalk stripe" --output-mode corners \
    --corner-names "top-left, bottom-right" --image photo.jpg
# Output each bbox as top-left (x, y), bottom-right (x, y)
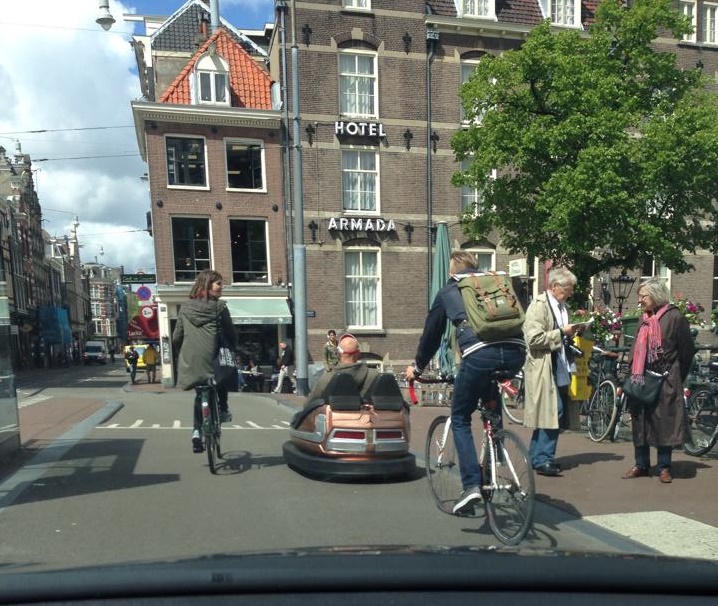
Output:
top-left (97, 420), bottom-right (286, 430)
top-left (18, 394), bottom-right (53, 408)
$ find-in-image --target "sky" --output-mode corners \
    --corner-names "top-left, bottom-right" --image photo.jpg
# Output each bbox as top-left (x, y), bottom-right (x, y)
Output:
top-left (0, 0), bottom-right (274, 274)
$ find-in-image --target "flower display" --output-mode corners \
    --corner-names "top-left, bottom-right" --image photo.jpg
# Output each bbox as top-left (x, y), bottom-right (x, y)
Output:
top-left (672, 294), bottom-right (706, 327)
top-left (571, 306), bottom-right (623, 344)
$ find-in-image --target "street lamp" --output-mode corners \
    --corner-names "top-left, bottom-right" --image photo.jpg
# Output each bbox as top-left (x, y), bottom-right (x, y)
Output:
top-left (96, 0), bottom-right (115, 31)
top-left (611, 270), bottom-right (636, 314)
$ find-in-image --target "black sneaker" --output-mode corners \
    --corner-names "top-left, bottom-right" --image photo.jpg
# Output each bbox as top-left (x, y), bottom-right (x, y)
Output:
top-left (219, 410), bottom-right (232, 423)
top-left (192, 430), bottom-right (203, 453)
top-left (453, 485), bottom-right (482, 515)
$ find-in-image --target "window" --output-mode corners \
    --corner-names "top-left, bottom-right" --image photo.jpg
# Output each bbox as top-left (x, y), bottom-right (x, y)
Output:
top-left (339, 51), bottom-right (377, 117)
top-left (226, 140), bottom-right (265, 191)
top-left (342, 149), bottom-right (378, 212)
top-left (712, 255), bottom-right (718, 310)
top-left (704, 3), bottom-right (718, 44)
top-left (460, 158), bottom-right (483, 216)
top-left (343, 0), bottom-right (370, 8)
top-left (172, 217), bottom-right (211, 282)
top-left (467, 248), bottom-right (495, 272)
top-left (544, 0), bottom-right (580, 27)
top-left (641, 257), bottom-right (670, 287)
top-left (460, 60), bottom-right (479, 124)
top-left (194, 54), bottom-right (229, 105)
top-left (166, 137), bottom-right (207, 187)
top-left (345, 249), bottom-right (380, 328)
top-left (461, 0), bottom-right (495, 19)
top-left (680, 1), bottom-right (697, 42)
top-left (230, 219), bottom-right (269, 284)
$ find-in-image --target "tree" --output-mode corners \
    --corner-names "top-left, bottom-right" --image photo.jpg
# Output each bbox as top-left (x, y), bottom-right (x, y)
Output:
top-left (452, 0), bottom-right (718, 288)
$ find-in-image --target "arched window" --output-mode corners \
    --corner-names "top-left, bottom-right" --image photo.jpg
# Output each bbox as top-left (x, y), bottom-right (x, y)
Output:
top-left (194, 52), bottom-right (230, 105)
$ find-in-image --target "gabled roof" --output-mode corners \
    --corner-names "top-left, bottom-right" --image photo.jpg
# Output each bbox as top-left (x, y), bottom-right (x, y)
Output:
top-left (158, 26), bottom-right (273, 109)
top-left (152, 0), bottom-right (266, 57)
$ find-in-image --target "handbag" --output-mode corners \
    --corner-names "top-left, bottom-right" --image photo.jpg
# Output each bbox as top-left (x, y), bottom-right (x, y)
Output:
top-left (622, 369), bottom-right (666, 407)
top-left (212, 315), bottom-right (237, 387)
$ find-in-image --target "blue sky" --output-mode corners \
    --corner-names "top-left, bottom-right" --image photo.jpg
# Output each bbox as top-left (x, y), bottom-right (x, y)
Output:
top-left (0, 1), bottom-right (275, 273)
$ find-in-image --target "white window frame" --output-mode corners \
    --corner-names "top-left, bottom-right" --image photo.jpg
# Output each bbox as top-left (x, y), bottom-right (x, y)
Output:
top-left (193, 54), bottom-right (230, 106)
top-left (460, 59), bottom-right (480, 125)
top-left (641, 258), bottom-right (671, 290)
top-left (229, 218), bottom-right (270, 285)
top-left (341, 147), bottom-right (380, 214)
top-left (704, 2), bottom-right (718, 44)
top-left (343, 0), bottom-right (370, 10)
top-left (460, 163), bottom-right (496, 217)
top-left (540, 0), bottom-right (582, 28)
top-left (338, 50), bottom-right (377, 118)
top-left (344, 248), bottom-right (382, 330)
top-left (171, 216), bottom-right (213, 283)
top-left (459, 0), bottom-right (497, 20)
top-left (466, 247), bottom-right (496, 273)
top-left (165, 135), bottom-right (209, 190)
top-left (680, 1), bottom-right (697, 42)
top-left (225, 138), bottom-right (267, 192)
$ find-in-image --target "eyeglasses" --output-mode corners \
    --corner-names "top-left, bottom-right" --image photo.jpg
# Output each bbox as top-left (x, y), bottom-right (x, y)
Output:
top-left (637, 294), bottom-right (649, 300)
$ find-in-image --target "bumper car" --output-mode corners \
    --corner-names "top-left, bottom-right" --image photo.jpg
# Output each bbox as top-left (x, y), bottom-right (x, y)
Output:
top-left (283, 371), bottom-right (416, 480)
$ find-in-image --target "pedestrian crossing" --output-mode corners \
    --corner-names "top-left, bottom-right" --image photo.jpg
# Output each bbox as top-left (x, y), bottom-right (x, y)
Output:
top-left (17, 394), bottom-right (53, 408)
top-left (97, 420), bottom-right (292, 430)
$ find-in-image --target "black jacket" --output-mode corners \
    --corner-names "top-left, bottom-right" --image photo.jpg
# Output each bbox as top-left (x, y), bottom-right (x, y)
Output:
top-left (279, 344), bottom-right (294, 367)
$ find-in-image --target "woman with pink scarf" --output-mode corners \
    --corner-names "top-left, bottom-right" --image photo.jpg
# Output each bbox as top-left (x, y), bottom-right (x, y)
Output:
top-left (622, 278), bottom-right (695, 483)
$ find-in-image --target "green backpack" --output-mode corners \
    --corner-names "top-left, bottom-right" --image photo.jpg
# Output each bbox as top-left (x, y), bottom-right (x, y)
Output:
top-left (456, 271), bottom-right (525, 341)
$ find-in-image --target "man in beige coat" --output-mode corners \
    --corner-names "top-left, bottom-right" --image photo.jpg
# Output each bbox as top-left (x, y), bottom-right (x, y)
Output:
top-left (523, 267), bottom-right (584, 476)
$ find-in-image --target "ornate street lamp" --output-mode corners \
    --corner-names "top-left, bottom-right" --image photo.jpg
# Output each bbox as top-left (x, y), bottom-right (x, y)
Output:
top-left (611, 270), bottom-right (636, 314)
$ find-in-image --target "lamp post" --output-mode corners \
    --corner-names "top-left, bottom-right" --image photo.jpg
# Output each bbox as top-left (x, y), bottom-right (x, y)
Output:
top-left (610, 270), bottom-right (636, 314)
top-left (96, 0), bottom-right (115, 31)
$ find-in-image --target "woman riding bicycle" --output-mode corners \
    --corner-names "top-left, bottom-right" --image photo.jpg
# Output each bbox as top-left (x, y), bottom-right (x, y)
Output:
top-left (173, 269), bottom-right (238, 453)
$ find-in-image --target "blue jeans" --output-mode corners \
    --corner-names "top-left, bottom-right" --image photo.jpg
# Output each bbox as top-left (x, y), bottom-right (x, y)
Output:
top-left (451, 344), bottom-right (526, 489)
top-left (529, 386), bottom-right (565, 468)
top-left (635, 445), bottom-right (672, 471)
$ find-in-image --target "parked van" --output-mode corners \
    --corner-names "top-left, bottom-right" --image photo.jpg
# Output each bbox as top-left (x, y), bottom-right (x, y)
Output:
top-left (83, 340), bottom-right (107, 365)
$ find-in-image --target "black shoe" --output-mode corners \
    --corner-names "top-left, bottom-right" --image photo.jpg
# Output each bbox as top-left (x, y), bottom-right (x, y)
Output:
top-left (534, 462), bottom-right (561, 477)
top-left (192, 430), bottom-right (204, 453)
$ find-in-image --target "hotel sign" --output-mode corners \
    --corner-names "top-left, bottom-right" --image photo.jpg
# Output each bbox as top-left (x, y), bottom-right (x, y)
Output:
top-left (334, 121), bottom-right (386, 138)
top-left (327, 217), bottom-right (396, 232)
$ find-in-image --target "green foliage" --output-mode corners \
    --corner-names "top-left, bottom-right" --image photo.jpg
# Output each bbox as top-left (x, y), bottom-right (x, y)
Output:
top-left (452, 0), bottom-right (718, 287)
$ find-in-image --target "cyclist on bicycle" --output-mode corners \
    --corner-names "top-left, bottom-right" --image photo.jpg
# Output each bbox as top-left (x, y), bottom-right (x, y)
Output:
top-left (405, 251), bottom-right (525, 515)
top-left (173, 269), bottom-right (238, 453)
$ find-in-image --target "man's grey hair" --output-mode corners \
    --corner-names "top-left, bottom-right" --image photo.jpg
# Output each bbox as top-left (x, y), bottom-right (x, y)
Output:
top-left (638, 277), bottom-right (671, 308)
top-left (547, 266), bottom-right (577, 288)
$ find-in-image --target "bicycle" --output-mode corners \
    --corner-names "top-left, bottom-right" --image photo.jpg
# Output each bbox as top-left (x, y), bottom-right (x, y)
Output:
top-left (414, 373), bottom-right (535, 546)
top-left (498, 370), bottom-right (524, 425)
top-left (195, 377), bottom-right (223, 474)
top-left (584, 345), bottom-right (630, 442)
top-left (683, 345), bottom-right (718, 457)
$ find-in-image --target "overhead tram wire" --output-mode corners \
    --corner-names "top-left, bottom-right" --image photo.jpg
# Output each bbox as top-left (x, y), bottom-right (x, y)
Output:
top-left (34, 153), bottom-right (141, 162)
top-left (0, 126), bottom-right (134, 136)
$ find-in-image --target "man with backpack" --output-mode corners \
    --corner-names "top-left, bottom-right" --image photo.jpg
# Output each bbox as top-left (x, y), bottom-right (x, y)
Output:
top-left (405, 251), bottom-right (525, 515)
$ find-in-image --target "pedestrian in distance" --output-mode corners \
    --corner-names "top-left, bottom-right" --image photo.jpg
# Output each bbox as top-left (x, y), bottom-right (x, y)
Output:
top-left (172, 269), bottom-right (238, 454)
top-left (622, 278), bottom-right (695, 483)
top-left (142, 344), bottom-right (158, 383)
top-left (405, 251), bottom-right (526, 515)
top-left (522, 266), bottom-right (586, 477)
top-left (273, 341), bottom-right (296, 394)
top-left (125, 346), bottom-right (139, 384)
top-left (323, 329), bottom-right (339, 371)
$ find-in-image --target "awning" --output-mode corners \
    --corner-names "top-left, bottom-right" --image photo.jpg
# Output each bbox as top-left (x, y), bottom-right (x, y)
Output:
top-left (224, 298), bottom-right (292, 325)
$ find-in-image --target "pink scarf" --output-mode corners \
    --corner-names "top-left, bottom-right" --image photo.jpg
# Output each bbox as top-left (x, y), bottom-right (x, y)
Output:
top-left (630, 305), bottom-right (668, 382)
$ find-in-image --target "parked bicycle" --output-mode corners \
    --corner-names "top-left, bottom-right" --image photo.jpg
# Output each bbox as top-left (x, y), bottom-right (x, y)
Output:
top-left (498, 370), bottom-right (524, 425)
top-left (584, 345), bottom-right (630, 442)
top-left (195, 377), bottom-right (223, 474)
top-left (413, 373), bottom-right (535, 546)
top-left (683, 345), bottom-right (718, 457)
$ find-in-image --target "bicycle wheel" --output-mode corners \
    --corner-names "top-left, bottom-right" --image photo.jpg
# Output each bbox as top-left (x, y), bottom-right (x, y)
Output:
top-left (500, 376), bottom-right (525, 425)
top-left (586, 379), bottom-right (618, 442)
top-left (683, 388), bottom-right (718, 457)
top-left (484, 429), bottom-right (535, 546)
top-left (425, 415), bottom-right (462, 514)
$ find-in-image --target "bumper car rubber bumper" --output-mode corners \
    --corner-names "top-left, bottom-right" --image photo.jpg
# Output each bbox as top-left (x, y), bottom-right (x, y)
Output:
top-left (282, 441), bottom-right (416, 480)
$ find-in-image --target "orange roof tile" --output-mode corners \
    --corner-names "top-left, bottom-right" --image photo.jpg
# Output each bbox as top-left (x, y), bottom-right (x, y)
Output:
top-left (159, 27), bottom-right (273, 109)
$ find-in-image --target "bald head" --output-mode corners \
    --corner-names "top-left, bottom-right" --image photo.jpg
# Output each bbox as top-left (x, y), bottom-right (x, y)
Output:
top-left (337, 333), bottom-right (360, 362)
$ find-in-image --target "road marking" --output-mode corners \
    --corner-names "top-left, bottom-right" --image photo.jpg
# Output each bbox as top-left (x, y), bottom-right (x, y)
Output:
top-left (584, 511), bottom-right (718, 561)
top-left (18, 395), bottom-right (53, 408)
top-left (96, 422), bottom-right (285, 430)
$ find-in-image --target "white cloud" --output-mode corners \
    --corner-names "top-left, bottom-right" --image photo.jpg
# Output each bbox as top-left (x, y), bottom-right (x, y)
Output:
top-left (0, 0), bottom-right (151, 272)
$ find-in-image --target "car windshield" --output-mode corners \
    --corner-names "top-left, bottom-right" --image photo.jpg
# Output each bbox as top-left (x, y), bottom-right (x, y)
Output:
top-left (1, 0), bottom-right (718, 600)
